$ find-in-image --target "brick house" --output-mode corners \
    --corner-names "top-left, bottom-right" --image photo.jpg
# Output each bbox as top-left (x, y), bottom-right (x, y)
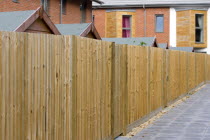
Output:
top-left (93, 0), bottom-right (210, 53)
top-left (0, 0), bottom-right (103, 24)
top-left (0, 0), bottom-right (103, 39)
top-left (0, 7), bottom-right (61, 34)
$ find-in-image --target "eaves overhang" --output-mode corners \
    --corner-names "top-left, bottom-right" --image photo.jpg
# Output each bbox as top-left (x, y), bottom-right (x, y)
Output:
top-left (92, 0), bottom-right (104, 4)
top-left (93, 3), bottom-right (210, 9)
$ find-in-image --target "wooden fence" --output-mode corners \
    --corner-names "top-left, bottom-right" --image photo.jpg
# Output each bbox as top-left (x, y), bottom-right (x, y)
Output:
top-left (0, 31), bottom-right (209, 140)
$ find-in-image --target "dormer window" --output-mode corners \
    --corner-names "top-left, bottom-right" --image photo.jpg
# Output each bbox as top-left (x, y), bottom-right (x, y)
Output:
top-left (122, 15), bottom-right (131, 38)
top-left (195, 14), bottom-right (204, 43)
top-left (12, 0), bottom-right (19, 3)
top-left (62, 0), bottom-right (67, 15)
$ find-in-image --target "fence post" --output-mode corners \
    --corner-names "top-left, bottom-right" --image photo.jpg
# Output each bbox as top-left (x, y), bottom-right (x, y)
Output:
top-left (111, 42), bottom-right (115, 140)
top-left (186, 53), bottom-right (189, 93)
top-left (147, 47), bottom-right (151, 114)
top-left (205, 54), bottom-right (207, 83)
top-left (164, 50), bottom-right (170, 107)
top-left (162, 49), bottom-right (168, 107)
top-left (178, 51), bottom-right (181, 98)
top-left (123, 44), bottom-right (128, 136)
top-left (71, 35), bottom-right (78, 140)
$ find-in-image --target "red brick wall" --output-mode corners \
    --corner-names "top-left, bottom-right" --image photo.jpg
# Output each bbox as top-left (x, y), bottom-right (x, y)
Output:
top-left (62, 0), bottom-right (93, 24)
top-left (93, 8), bottom-right (170, 44)
top-left (0, 0), bottom-right (40, 12)
top-left (145, 8), bottom-right (170, 44)
top-left (0, 0), bottom-right (93, 24)
top-left (93, 9), bottom-right (106, 37)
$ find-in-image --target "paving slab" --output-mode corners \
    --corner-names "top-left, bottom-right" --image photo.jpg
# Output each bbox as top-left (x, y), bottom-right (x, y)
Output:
top-left (116, 84), bottom-right (210, 140)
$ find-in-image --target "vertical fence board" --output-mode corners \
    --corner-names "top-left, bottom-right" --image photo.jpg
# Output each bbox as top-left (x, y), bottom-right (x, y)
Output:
top-left (195, 54), bottom-right (205, 85)
top-left (112, 44), bottom-right (127, 137)
top-left (180, 51), bottom-right (188, 95)
top-left (188, 53), bottom-right (196, 90)
top-left (4, 32), bottom-right (10, 140)
top-left (127, 46), bottom-right (148, 125)
top-left (168, 50), bottom-right (180, 103)
top-left (149, 47), bottom-right (164, 112)
top-left (206, 55), bottom-right (210, 81)
top-left (0, 31), bottom-right (2, 140)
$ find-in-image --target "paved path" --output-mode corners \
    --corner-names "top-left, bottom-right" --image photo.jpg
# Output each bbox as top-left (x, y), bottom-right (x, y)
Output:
top-left (117, 84), bottom-right (210, 140)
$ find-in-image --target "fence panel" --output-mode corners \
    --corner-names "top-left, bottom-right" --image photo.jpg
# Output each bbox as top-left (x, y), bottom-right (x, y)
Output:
top-left (127, 46), bottom-right (149, 125)
top-left (149, 47), bottom-right (164, 112)
top-left (206, 55), bottom-right (210, 81)
top-left (111, 44), bottom-right (128, 137)
top-left (71, 36), bottom-right (112, 140)
top-left (179, 51), bottom-right (188, 95)
top-left (187, 52), bottom-right (196, 90)
top-left (168, 50), bottom-right (180, 103)
top-left (195, 53), bottom-right (205, 86)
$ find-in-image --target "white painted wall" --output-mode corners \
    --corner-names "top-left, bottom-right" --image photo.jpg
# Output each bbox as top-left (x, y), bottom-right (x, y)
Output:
top-left (207, 8), bottom-right (210, 54)
top-left (169, 8), bottom-right (176, 47)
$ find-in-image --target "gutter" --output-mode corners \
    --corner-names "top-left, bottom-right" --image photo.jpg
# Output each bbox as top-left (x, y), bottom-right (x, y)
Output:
top-left (93, 4), bottom-right (210, 9)
top-left (92, 0), bottom-right (104, 5)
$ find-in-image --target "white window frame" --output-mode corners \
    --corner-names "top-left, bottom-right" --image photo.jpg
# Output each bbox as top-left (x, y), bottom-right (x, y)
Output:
top-left (195, 14), bottom-right (204, 43)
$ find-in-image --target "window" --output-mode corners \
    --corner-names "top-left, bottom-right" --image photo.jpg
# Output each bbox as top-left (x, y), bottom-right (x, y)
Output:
top-left (92, 15), bottom-right (95, 23)
top-left (80, 2), bottom-right (87, 23)
top-left (41, 0), bottom-right (49, 14)
top-left (62, 0), bottom-right (67, 15)
top-left (195, 14), bottom-right (204, 43)
top-left (155, 15), bottom-right (164, 32)
top-left (122, 15), bottom-right (131, 38)
top-left (12, 0), bottom-right (19, 3)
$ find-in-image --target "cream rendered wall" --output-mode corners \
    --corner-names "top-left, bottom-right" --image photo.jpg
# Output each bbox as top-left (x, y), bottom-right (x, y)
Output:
top-left (207, 8), bottom-right (210, 54)
top-left (169, 8), bottom-right (176, 47)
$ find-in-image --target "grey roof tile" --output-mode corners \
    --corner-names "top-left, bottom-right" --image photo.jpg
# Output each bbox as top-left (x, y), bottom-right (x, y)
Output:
top-left (102, 37), bottom-right (156, 46)
top-left (0, 10), bottom-right (35, 31)
top-left (169, 47), bottom-right (194, 52)
top-left (158, 43), bottom-right (168, 49)
top-left (55, 23), bottom-right (91, 35)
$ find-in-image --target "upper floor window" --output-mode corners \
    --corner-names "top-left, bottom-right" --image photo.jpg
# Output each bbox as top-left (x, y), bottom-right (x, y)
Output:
top-left (122, 15), bottom-right (131, 38)
top-left (62, 0), bottom-right (67, 15)
top-left (41, 0), bottom-right (49, 14)
top-left (92, 15), bottom-right (95, 23)
top-left (155, 15), bottom-right (164, 33)
top-left (12, 0), bottom-right (19, 3)
top-left (195, 14), bottom-right (204, 43)
top-left (80, 1), bottom-right (87, 23)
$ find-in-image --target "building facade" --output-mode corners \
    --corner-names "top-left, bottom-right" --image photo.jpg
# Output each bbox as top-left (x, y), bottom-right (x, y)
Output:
top-left (93, 0), bottom-right (210, 53)
top-left (93, 7), bottom-right (169, 44)
top-left (170, 7), bottom-right (210, 53)
top-left (0, 0), bottom-right (102, 24)
top-left (0, 7), bottom-right (61, 34)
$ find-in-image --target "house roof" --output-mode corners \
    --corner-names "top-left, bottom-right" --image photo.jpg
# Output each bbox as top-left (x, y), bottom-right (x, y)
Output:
top-left (56, 23), bottom-right (101, 39)
top-left (56, 23), bottom-right (91, 35)
top-left (93, 0), bottom-right (210, 8)
top-left (92, 0), bottom-right (104, 4)
top-left (0, 10), bottom-right (35, 31)
top-left (102, 37), bottom-right (157, 47)
top-left (0, 7), bottom-right (61, 34)
top-left (158, 43), bottom-right (168, 49)
top-left (169, 47), bottom-right (194, 52)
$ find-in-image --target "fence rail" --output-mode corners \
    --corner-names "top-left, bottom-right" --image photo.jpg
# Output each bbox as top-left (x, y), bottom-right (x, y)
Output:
top-left (0, 31), bottom-right (209, 140)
